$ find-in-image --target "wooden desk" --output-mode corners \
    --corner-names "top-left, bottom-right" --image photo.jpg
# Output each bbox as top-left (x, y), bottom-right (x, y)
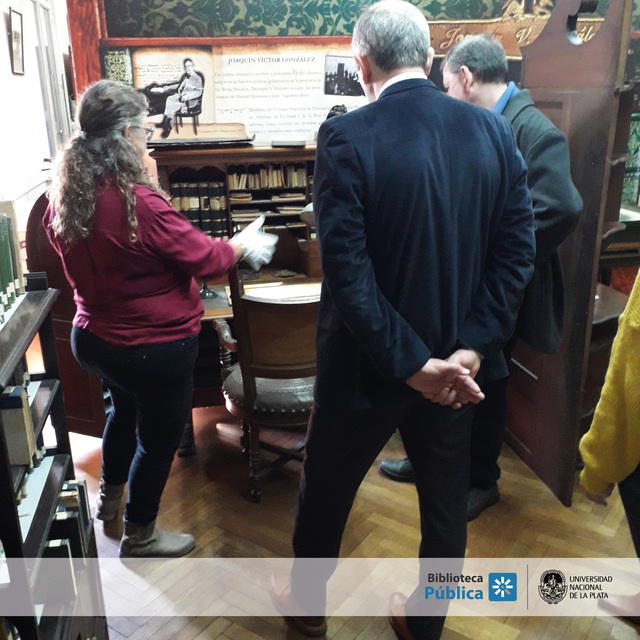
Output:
top-left (200, 274), bottom-right (322, 321)
top-left (201, 287), bottom-right (233, 320)
top-left (600, 206), bottom-right (640, 272)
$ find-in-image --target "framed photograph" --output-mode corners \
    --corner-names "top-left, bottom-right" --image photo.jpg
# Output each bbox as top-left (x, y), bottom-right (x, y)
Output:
top-left (10, 8), bottom-right (24, 75)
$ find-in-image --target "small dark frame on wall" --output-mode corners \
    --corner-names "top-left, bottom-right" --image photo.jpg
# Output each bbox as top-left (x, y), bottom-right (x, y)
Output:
top-left (9, 8), bottom-right (24, 75)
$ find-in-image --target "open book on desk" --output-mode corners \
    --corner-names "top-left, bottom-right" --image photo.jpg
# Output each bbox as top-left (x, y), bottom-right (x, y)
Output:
top-left (226, 281), bottom-right (321, 304)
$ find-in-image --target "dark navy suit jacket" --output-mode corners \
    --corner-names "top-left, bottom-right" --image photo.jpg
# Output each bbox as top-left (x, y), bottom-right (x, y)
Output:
top-left (312, 78), bottom-right (535, 413)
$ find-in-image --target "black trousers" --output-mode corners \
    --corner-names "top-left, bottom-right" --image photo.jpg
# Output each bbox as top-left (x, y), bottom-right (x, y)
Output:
top-left (292, 395), bottom-right (475, 640)
top-left (619, 462), bottom-right (640, 558)
top-left (469, 340), bottom-right (515, 489)
top-left (469, 375), bottom-right (509, 489)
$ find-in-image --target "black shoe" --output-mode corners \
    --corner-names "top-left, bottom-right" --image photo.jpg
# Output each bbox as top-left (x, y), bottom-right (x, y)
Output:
top-left (160, 123), bottom-right (172, 139)
top-left (379, 457), bottom-right (415, 483)
top-left (467, 484), bottom-right (499, 522)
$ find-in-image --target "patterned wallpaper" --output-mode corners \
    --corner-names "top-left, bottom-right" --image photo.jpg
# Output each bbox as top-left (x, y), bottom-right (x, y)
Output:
top-left (103, 0), bottom-right (619, 39)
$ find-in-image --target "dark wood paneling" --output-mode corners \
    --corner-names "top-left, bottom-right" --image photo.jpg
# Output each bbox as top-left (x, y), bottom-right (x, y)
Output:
top-left (505, 0), bottom-right (634, 505)
top-left (66, 0), bottom-right (103, 94)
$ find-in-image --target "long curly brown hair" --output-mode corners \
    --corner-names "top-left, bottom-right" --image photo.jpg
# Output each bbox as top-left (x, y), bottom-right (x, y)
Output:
top-left (48, 79), bottom-right (159, 246)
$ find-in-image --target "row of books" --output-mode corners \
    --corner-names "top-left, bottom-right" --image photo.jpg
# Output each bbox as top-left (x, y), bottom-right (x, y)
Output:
top-left (169, 181), bottom-right (230, 240)
top-left (0, 210), bottom-right (26, 324)
top-left (228, 192), bottom-right (306, 206)
top-left (227, 163), bottom-right (308, 190)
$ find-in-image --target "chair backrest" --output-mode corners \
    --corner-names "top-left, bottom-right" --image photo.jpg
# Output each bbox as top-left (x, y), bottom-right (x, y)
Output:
top-left (241, 294), bottom-right (319, 379)
top-left (186, 71), bottom-right (205, 114)
top-left (227, 266), bottom-right (319, 412)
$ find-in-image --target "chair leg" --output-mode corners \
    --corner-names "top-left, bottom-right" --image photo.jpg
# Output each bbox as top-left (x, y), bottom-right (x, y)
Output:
top-left (193, 115), bottom-right (198, 136)
top-left (240, 420), bottom-right (250, 459)
top-left (247, 420), bottom-right (262, 503)
top-left (175, 115), bottom-right (180, 134)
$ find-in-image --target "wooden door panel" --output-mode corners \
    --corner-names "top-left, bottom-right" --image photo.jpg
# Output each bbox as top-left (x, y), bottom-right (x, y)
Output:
top-left (502, 0), bottom-right (633, 505)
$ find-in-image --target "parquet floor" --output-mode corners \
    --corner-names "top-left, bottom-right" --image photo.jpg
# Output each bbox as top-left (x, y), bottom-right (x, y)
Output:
top-left (67, 405), bottom-right (639, 640)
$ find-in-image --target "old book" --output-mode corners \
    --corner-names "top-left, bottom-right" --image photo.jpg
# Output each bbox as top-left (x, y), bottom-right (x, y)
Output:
top-left (184, 182), bottom-right (201, 228)
top-left (206, 182), bottom-right (230, 239)
top-left (0, 386), bottom-right (37, 467)
top-left (0, 215), bottom-right (14, 310)
top-left (169, 182), bottom-right (182, 211)
top-left (33, 539), bottom-right (78, 604)
top-left (63, 479), bottom-right (91, 532)
top-left (0, 202), bottom-right (25, 296)
top-left (199, 182), bottom-right (212, 236)
top-left (179, 182), bottom-right (190, 213)
top-left (49, 510), bottom-right (86, 560)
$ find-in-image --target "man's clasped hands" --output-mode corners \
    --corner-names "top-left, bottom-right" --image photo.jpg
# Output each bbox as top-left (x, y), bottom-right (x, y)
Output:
top-left (406, 348), bottom-right (485, 410)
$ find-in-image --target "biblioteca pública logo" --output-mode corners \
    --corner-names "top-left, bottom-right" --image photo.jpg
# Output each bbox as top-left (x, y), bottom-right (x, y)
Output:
top-left (489, 573), bottom-right (518, 601)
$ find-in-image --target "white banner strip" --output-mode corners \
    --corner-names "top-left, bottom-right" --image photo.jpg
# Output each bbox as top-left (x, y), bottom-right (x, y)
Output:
top-left (1, 557), bottom-right (638, 617)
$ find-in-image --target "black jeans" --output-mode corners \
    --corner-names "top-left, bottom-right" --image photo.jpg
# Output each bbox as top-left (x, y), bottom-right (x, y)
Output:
top-left (71, 326), bottom-right (199, 525)
top-left (619, 462), bottom-right (640, 558)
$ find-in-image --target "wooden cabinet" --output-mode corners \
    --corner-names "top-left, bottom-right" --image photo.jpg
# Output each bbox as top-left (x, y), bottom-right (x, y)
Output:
top-left (151, 144), bottom-right (317, 274)
top-left (0, 286), bottom-right (108, 640)
top-left (152, 144), bottom-right (320, 412)
top-left (504, 0), bottom-right (635, 505)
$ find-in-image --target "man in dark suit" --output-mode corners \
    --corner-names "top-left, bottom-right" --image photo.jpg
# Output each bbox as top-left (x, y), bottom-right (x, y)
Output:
top-left (379, 34), bottom-right (582, 522)
top-left (270, 4), bottom-right (535, 639)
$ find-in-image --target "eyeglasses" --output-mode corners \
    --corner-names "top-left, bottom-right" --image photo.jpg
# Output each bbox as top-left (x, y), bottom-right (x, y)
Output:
top-left (140, 125), bottom-right (155, 142)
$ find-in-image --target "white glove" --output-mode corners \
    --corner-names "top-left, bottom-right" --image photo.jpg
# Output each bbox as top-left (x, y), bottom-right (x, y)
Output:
top-left (234, 215), bottom-right (278, 270)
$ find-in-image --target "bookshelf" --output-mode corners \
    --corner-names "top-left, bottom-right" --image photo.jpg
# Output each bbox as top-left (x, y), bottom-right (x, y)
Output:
top-left (0, 205), bottom-right (26, 325)
top-left (151, 144), bottom-right (317, 254)
top-left (150, 143), bottom-right (320, 416)
top-left (0, 284), bottom-right (109, 640)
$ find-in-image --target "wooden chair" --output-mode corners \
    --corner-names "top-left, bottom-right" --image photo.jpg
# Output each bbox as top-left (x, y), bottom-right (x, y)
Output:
top-left (215, 268), bottom-right (319, 503)
top-left (175, 71), bottom-right (205, 136)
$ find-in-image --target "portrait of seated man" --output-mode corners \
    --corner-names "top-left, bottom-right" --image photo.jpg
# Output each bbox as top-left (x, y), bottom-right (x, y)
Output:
top-left (143, 58), bottom-right (204, 138)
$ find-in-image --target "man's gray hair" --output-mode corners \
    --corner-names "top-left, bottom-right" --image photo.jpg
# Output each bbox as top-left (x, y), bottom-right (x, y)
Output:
top-left (441, 33), bottom-right (509, 84)
top-left (352, 0), bottom-right (431, 72)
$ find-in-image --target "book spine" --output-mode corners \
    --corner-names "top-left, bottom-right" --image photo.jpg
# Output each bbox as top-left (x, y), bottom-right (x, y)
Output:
top-left (180, 182), bottom-right (202, 229)
top-left (199, 182), bottom-right (212, 237)
top-left (179, 182), bottom-right (190, 217)
top-left (185, 182), bottom-right (201, 229)
top-left (49, 511), bottom-right (86, 560)
top-left (169, 182), bottom-right (182, 212)
top-left (34, 539), bottom-right (78, 604)
top-left (4, 214), bottom-right (23, 297)
top-left (219, 185), bottom-right (230, 240)
top-left (209, 182), bottom-right (221, 239)
top-left (0, 215), bottom-right (15, 309)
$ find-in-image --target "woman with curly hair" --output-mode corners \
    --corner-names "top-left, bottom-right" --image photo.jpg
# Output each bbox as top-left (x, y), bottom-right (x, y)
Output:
top-left (45, 79), bottom-right (276, 558)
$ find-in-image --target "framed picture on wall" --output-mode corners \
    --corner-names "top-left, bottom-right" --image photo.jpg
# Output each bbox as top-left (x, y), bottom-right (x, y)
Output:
top-left (10, 8), bottom-right (24, 75)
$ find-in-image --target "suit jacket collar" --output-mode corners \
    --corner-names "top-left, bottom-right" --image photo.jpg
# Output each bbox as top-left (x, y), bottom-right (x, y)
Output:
top-left (378, 77), bottom-right (439, 99)
top-left (502, 88), bottom-right (534, 121)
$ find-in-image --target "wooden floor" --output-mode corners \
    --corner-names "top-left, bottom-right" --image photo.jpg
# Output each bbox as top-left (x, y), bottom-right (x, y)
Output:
top-left (67, 405), bottom-right (639, 640)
